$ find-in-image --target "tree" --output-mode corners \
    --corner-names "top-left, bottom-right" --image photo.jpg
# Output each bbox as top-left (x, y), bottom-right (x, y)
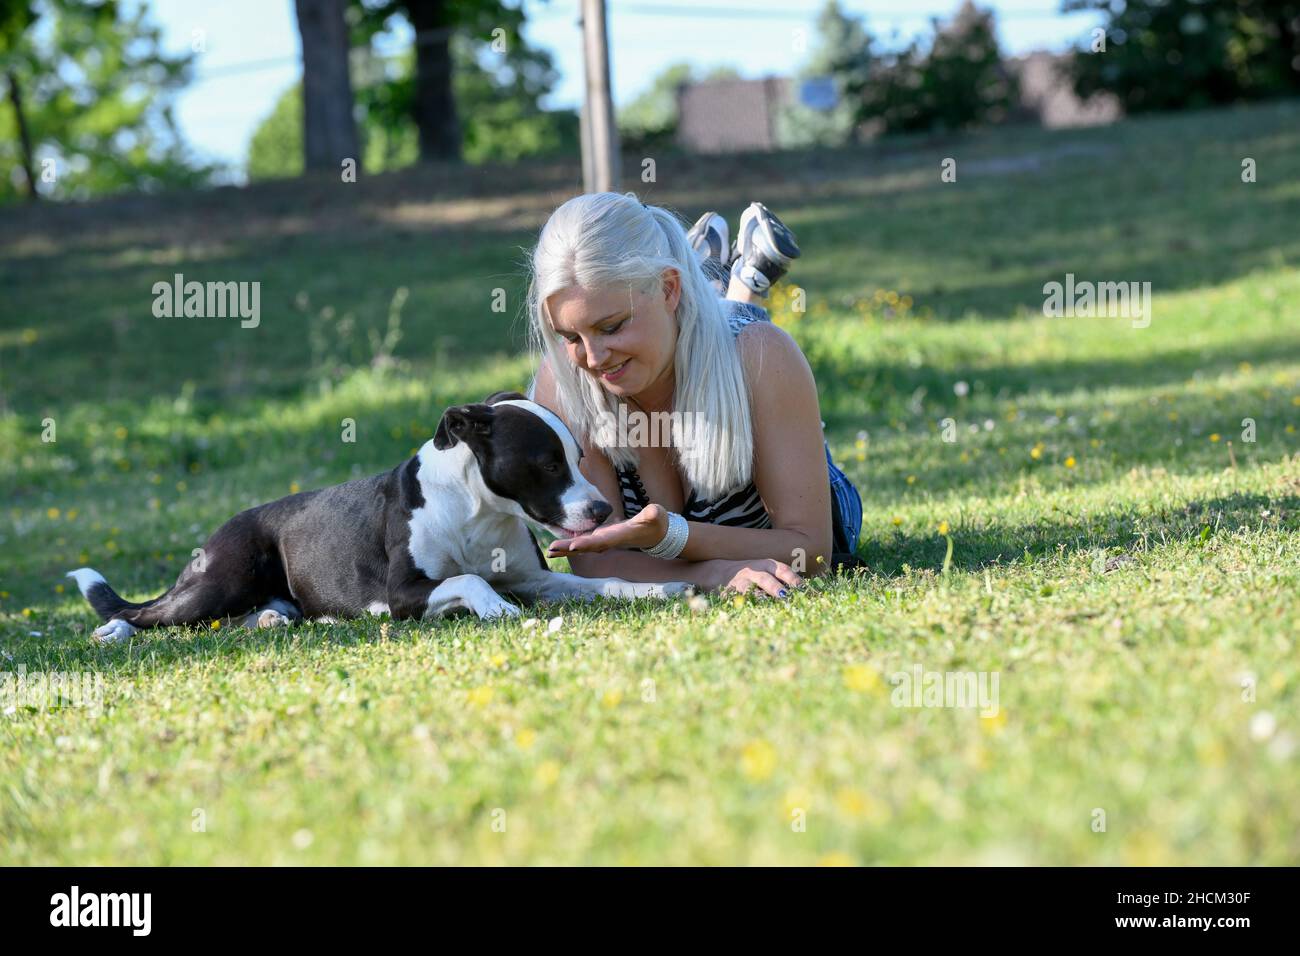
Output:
top-left (293, 0), bottom-right (362, 172)
top-left (1065, 0), bottom-right (1300, 112)
top-left (248, 19), bottom-right (575, 177)
top-left (864, 1), bottom-right (1016, 134)
top-left (350, 0), bottom-right (532, 163)
top-left (0, 0), bottom-right (210, 203)
top-left (779, 0), bottom-right (874, 147)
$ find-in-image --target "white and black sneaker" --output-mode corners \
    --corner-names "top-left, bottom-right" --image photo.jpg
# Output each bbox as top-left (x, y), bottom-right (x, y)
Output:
top-left (686, 211), bottom-right (731, 292)
top-left (730, 202), bottom-right (801, 298)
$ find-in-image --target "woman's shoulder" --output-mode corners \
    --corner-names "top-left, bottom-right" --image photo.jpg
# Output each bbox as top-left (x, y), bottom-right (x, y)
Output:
top-left (734, 312), bottom-right (807, 376)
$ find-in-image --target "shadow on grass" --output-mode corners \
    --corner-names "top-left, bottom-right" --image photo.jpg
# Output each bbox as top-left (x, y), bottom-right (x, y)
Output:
top-left (857, 491), bottom-right (1298, 578)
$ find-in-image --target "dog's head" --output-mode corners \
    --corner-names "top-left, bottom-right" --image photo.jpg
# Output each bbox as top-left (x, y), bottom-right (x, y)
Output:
top-left (433, 391), bottom-right (613, 536)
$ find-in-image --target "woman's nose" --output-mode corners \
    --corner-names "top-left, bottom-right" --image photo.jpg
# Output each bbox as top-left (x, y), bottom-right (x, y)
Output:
top-left (585, 338), bottom-right (610, 368)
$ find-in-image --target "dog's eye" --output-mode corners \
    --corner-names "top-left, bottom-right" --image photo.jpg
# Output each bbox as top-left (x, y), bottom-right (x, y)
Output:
top-left (542, 461), bottom-right (563, 475)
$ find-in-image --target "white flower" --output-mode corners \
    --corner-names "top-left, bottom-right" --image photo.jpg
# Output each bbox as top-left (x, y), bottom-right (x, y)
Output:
top-left (521, 618), bottom-right (539, 630)
top-left (1250, 711), bottom-right (1277, 741)
top-left (953, 381), bottom-right (970, 397)
top-left (547, 616), bottom-right (564, 634)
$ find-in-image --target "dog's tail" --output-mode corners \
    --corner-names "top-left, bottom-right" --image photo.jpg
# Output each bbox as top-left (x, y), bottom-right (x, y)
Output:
top-left (66, 568), bottom-right (163, 622)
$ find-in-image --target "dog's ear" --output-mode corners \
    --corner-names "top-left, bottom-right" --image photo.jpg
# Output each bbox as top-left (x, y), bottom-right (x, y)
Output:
top-left (483, 390), bottom-right (527, 406)
top-left (434, 403), bottom-right (495, 450)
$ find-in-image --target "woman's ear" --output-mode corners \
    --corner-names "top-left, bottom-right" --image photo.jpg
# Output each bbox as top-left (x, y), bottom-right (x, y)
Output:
top-left (662, 268), bottom-right (682, 313)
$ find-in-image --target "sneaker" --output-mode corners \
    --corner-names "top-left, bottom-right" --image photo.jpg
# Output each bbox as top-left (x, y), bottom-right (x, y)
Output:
top-left (686, 211), bottom-right (731, 291)
top-left (730, 202), bottom-right (801, 297)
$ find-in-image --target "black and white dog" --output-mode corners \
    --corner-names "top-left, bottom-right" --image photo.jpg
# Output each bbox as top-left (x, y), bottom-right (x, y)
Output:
top-left (69, 392), bottom-right (688, 644)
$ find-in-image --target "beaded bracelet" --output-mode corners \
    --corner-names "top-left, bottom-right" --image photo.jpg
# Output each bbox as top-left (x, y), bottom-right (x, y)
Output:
top-left (642, 510), bottom-right (689, 560)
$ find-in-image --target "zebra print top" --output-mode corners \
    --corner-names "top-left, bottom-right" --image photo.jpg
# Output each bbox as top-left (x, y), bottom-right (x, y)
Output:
top-left (613, 301), bottom-right (773, 530)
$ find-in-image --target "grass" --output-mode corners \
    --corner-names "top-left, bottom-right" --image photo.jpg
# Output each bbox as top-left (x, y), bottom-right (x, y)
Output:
top-left (2, 100), bottom-right (1299, 864)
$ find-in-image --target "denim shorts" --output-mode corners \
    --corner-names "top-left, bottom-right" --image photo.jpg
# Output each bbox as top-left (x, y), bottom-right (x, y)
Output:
top-left (826, 445), bottom-right (863, 559)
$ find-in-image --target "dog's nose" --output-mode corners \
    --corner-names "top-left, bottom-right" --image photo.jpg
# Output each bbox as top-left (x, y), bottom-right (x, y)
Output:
top-left (587, 500), bottom-right (612, 525)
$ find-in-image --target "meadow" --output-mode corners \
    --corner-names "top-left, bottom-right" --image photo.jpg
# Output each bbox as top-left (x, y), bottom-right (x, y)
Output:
top-left (1, 100), bottom-right (1297, 864)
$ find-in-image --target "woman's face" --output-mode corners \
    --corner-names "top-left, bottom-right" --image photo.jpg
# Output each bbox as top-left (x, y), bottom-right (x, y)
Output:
top-left (546, 271), bottom-right (682, 400)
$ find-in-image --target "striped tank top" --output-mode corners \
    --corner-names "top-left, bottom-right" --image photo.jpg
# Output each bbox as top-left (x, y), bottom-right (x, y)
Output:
top-left (614, 301), bottom-right (773, 530)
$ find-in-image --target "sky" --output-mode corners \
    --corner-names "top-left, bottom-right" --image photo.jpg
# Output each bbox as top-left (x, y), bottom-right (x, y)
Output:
top-left (139, 0), bottom-right (1105, 180)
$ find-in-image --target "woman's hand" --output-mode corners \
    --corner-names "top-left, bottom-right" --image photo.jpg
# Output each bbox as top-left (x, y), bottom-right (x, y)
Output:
top-left (700, 558), bottom-right (804, 598)
top-left (548, 503), bottom-right (669, 557)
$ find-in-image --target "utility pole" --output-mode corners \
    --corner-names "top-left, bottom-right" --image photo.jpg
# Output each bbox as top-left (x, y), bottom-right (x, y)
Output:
top-left (579, 0), bottom-right (618, 194)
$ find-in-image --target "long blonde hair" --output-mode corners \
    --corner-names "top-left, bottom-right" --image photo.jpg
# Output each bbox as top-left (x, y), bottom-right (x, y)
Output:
top-left (527, 192), bottom-right (754, 500)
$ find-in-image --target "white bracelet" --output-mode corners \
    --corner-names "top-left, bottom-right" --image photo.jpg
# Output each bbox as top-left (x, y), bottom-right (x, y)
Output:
top-left (642, 510), bottom-right (689, 560)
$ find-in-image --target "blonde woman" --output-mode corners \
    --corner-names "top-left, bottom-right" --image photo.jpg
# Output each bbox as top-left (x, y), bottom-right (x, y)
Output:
top-left (529, 193), bottom-right (862, 598)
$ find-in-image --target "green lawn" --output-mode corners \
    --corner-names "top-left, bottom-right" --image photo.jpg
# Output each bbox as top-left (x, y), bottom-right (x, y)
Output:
top-left (1, 101), bottom-right (1298, 864)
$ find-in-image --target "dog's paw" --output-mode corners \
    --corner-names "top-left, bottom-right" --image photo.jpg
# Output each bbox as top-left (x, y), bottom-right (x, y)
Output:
top-left (256, 609), bottom-right (293, 629)
top-left (92, 618), bottom-right (137, 645)
top-left (479, 598), bottom-right (521, 620)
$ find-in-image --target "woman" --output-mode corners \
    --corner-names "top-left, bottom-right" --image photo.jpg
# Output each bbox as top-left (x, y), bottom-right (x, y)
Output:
top-left (529, 192), bottom-right (862, 598)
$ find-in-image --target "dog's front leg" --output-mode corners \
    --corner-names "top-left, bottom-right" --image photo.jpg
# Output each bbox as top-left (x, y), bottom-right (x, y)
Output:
top-left (390, 572), bottom-right (520, 621)
top-left (509, 571), bottom-right (691, 603)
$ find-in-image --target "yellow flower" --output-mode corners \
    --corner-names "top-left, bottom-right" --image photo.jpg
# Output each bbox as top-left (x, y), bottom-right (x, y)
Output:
top-left (980, 710), bottom-right (1008, 735)
top-left (209, 619), bottom-right (221, 630)
top-left (1209, 433), bottom-right (1221, 443)
top-left (906, 474), bottom-right (917, 485)
top-left (114, 426), bottom-right (128, 440)
top-left (290, 482), bottom-right (301, 493)
top-left (489, 652), bottom-right (507, 668)
top-left (843, 664), bottom-right (881, 693)
top-left (891, 516), bottom-right (903, 527)
top-left (817, 852), bottom-right (855, 867)
top-left (1287, 424), bottom-right (1296, 434)
top-left (937, 520), bottom-right (950, 535)
top-left (834, 788), bottom-right (889, 822)
top-left (1030, 444), bottom-right (1043, 460)
top-left (515, 728), bottom-right (537, 750)
top-left (466, 685), bottom-right (494, 708)
top-left (1167, 411), bottom-right (1178, 421)
top-left (732, 594), bottom-right (746, 609)
top-left (601, 689), bottom-right (623, 709)
top-left (1064, 456), bottom-right (1076, 469)
top-left (535, 760), bottom-right (561, 787)
top-left (741, 739), bottom-right (777, 781)
top-left (55, 584), bottom-right (65, 594)
top-left (782, 788), bottom-right (812, 819)
top-left (21, 607), bottom-right (32, 617)
top-left (47, 507), bottom-right (60, 520)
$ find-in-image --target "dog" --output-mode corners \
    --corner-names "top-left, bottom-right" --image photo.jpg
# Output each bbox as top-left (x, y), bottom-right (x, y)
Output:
top-left (68, 392), bottom-right (689, 643)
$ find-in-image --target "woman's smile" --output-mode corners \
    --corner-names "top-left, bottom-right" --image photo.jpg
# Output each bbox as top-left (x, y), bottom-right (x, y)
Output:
top-left (597, 358), bottom-right (630, 382)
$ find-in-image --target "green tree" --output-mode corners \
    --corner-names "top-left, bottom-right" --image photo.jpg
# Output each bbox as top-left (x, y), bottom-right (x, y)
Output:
top-left (779, 0), bottom-right (874, 148)
top-left (0, 0), bottom-right (211, 203)
top-left (865, 1), bottom-right (1016, 134)
top-left (1065, 0), bottom-right (1300, 112)
top-left (247, 22), bottom-right (575, 178)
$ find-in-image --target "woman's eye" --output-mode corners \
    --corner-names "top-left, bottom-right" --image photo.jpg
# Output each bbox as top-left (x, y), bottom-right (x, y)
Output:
top-left (601, 321), bottom-right (626, 335)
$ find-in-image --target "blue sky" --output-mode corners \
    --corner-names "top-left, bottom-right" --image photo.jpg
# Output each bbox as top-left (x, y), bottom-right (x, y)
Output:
top-left (141, 0), bottom-right (1104, 179)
